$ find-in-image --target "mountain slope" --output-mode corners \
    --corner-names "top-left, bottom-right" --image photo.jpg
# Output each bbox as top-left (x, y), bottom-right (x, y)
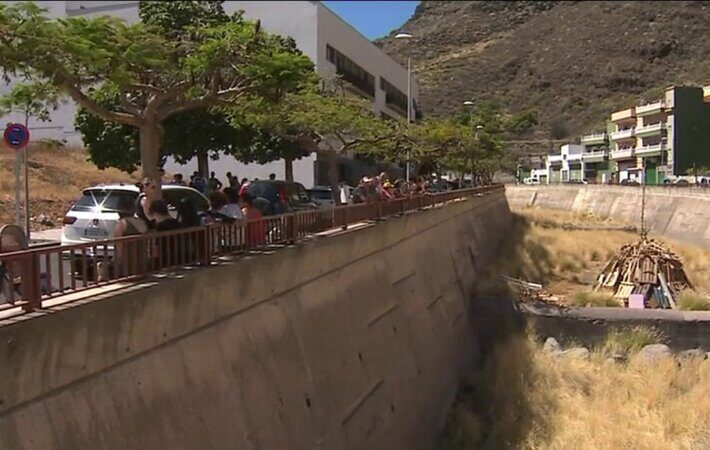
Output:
top-left (378, 1), bottom-right (710, 140)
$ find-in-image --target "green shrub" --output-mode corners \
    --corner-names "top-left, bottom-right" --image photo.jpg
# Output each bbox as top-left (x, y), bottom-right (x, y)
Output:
top-left (558, 257), bottom-right (580, 273)
top-left (601, 326), bottom-right (665, 355)
top-left (570, 291), bottom-right (621, 307)
top-left (676, 291), bottom-right (710, 311)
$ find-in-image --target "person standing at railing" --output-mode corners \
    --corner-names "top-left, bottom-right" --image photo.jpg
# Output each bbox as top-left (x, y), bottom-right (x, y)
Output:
top-left (240, 192), bottom-right (265, 248)
top-left (114, 195), bottom-right (149, 278)
top-left (149, 200), bottom-right (180, 269)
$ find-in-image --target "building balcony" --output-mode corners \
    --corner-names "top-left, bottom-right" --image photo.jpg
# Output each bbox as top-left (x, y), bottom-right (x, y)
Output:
top-left (582, 149), bottom-right (608, 163)
top-left (610, 147), bottom-right (635, 160)
top-left (580, 132), bottom-right (607, 145)
top-left (547, 154), bottom-right (563, 163)
top-left (635, 122), bottom-right (666, 137)
top-left (611, 108), bottom-right (636, 122)
top-left (636, 143), bottom-right (666, 157)
top-left (610, 128), bottom-right (635, 141)
top-left (636, 100), bottom-right (664, 116)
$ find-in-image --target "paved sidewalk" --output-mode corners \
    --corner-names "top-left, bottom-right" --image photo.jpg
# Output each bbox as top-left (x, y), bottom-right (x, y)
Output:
top-left (30, 227), bottom-right (62, 244)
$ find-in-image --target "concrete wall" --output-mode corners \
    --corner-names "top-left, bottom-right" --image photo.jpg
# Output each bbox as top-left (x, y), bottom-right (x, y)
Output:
top-left (473, 298), bottom-right (710, 354)
top-left (0, 190), bottom-right (512, 450)
top-left (506, 184), bottom-right (710, 247)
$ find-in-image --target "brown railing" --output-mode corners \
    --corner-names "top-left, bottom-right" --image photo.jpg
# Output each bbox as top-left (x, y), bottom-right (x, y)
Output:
top-left (0, 185), bottom-right (502, 314)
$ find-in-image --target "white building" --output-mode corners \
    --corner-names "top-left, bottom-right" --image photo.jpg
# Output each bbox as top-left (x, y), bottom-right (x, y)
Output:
top-left (545, 144), bottom-right (585, 183)
top-left (0, 1), bottom-right (419, 187)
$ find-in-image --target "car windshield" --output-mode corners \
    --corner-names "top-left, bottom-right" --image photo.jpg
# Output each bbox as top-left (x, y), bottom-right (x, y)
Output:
top-left (72, 190), bottom-right (137, 213)
top-left (311, 190), bottom-right (332, 200)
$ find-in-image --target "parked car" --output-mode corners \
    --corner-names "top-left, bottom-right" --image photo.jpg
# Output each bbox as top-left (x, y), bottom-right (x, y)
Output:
top-left (244, 180), bottom-right (317, 216)
top-left (309, 186), bottom-right (335, 208)
top-left (61, 184), bottom-right (209, 247)
top-left (674, 179), bottom-right (690, 186)
top-left (566, 179), bottom-right (588, 185)
top-left (427, 180), bottom-right (455, 193)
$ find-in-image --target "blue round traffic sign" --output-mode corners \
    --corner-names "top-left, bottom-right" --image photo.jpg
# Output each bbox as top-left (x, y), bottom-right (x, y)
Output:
top-left (3, 123), bottom-right (30, 150)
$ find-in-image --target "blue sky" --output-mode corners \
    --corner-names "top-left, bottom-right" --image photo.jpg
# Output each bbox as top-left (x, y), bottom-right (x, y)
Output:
top-left (323, 1), bottom-right (419, 40)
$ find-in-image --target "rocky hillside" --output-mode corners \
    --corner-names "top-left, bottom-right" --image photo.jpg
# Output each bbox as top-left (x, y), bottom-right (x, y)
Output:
top-left (379, 1), bottom-right (710, 142)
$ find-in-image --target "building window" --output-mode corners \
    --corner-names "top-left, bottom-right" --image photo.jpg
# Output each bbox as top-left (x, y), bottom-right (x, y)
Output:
top-left (326, 44), bottom-right (375, 98)
top-left (380, 76), bottom-right (408, 115)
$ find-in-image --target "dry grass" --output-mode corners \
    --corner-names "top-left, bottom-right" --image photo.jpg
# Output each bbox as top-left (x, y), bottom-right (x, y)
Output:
top-left (676, 290), bottom-right (710, 311)
top-left (0, 143), bottom-right (135, 228)
top-left (442, 331), bottom-right (710, 450)
top-left (493, 208), bottom-right (710, 304)
top-left (600, 326), bottom-right (665, 355)
top-left (569, 291), bottom-right (621, 307)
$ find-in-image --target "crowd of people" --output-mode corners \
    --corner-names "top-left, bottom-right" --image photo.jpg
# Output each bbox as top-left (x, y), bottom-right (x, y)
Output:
top-left (112, 176), bottom-right (267, 277)
top-left (351, 172), bottom-right (432, 204)
top-left (170, 171), bottom-right (277, 194)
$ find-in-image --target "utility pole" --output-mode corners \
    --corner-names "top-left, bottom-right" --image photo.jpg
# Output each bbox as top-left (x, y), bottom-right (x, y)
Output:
top-left (395, 32), bottom-right (414, 182)
top-left (13, 138), bottom-right (21, 226)
top-left (24, 113), bottom-right (30, 240)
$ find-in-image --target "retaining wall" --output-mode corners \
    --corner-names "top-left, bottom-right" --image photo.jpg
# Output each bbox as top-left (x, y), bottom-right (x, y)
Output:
top-left (0, 189), bottom-right (512, 450)
top-left (506, 185), bottom-right (710, 247)
top-left (473, 298), bottom-right (710, 351)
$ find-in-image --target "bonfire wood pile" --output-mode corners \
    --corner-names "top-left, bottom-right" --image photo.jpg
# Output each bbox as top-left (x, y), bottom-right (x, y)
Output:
top-left (594, 238), bottom-right (692, 309)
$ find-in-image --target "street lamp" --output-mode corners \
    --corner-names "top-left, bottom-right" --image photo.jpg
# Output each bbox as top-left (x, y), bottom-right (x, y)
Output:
top-left (464, 101), bottom-right (485, 186)
top-left (395, 32), bottom-right (413, 182)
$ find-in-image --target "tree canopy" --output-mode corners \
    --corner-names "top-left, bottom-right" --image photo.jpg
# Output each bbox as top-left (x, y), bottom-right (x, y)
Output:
top-left (0, 0), bottom-right (314, 181)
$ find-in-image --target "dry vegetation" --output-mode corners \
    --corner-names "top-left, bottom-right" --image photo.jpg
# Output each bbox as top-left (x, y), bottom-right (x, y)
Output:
top-left (442, 329), bottom-right (710, 450)
top-left (380, 1), bottom-right (710, 147)
top-left (0, 143), bottom-right (135, 229)
top-left (486, 207), bottom-right (710, 307)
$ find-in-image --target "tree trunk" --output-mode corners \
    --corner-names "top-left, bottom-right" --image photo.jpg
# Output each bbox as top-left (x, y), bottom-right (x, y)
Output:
top-left (139, 123), bottom-right (162, 187)
top-left (326, 151), bottom-right (342, 205)
top-left (285, 156), bottom-right (294, 182)
top-left (138, 122), bottom-right (163, 204)
top-left (197, 151), bottom-right (209, 178)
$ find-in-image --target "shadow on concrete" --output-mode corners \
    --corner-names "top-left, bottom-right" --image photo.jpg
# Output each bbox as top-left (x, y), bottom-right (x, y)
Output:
top-left (442, 297), bottom-right (547, 450)
top-left (474, 213), bottom-right (555, 302)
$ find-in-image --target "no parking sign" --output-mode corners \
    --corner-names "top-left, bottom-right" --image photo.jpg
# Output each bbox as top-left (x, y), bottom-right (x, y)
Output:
top-left (3, 123), bottom-right (30, 150)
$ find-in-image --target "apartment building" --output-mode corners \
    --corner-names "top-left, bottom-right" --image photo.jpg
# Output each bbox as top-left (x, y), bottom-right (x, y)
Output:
top-left (546, 144), bottom-right (585, 183)
top-left (0, 1), bottom-right (419, 188)
top-left (544, 84), bottom-right (710, 185)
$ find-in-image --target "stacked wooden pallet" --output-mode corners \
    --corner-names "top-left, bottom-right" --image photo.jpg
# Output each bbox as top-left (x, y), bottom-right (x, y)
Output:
top-left (594, 238), bottom-right (692, 308)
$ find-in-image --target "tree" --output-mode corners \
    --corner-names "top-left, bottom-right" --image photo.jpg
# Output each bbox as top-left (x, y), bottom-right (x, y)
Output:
top-left (0, 81), bottom-right (60, 123)
top-left (0, 1), bottom-right (314, 185)
top-left (234, 88), bottom-right (403, 202)
top-left (73, 1), bottom-right (312, 179)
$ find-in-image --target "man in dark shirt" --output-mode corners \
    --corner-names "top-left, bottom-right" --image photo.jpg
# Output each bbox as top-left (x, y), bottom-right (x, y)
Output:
top-left (208, 171), bottom-right (223, 192)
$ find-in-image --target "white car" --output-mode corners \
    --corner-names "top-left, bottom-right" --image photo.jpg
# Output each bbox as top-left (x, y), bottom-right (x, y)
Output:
top-left (61, 183), bottom-right (209, 247)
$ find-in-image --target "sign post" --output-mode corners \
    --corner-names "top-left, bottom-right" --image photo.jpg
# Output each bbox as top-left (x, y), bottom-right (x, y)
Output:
top-left (3, 123), bottom-right (31, 236)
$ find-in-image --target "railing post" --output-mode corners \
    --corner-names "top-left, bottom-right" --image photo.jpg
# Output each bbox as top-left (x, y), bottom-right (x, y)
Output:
top-left (21, 253), bottom-right (41, 312)
top-left (292, 212), bottom-right (300, 242)
top-left (202, 226), bottom-right (211, 265)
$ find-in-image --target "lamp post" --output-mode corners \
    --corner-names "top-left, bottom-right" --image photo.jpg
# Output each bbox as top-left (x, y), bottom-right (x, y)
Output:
top-left (463, 101), bottom-right (484, 187)
top-left (395, 32), bottom-right (413, 182)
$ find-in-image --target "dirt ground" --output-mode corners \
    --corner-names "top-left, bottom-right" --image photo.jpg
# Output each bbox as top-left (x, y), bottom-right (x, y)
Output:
top-left (0, 144), bottom-right (135, 231)
top-left (489, 207), bottom-right (710, 306)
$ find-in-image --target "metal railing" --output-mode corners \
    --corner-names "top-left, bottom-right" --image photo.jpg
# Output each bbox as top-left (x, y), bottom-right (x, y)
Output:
top-left (0, 185), bottom-right (502, 314)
